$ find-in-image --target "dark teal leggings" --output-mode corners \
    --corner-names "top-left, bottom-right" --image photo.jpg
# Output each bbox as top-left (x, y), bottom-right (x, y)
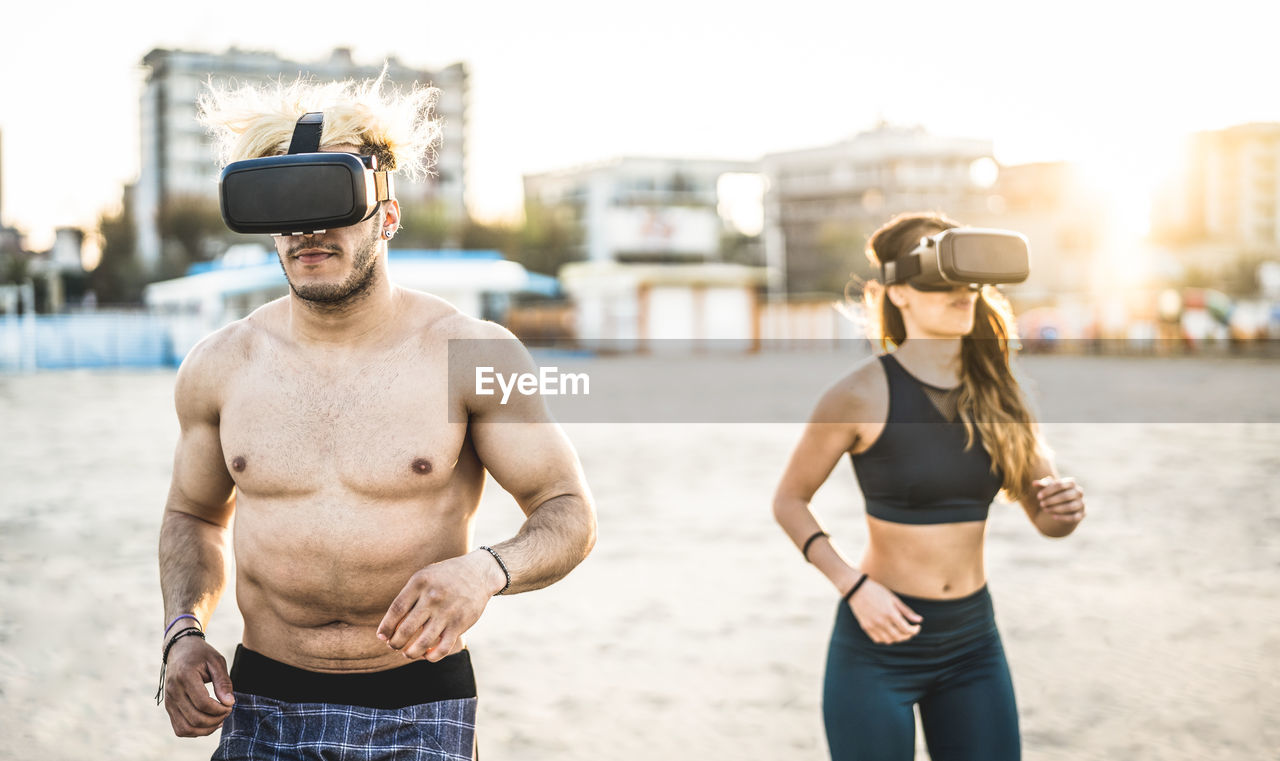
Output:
top-left (823, 584), bottom-right (1020, 761)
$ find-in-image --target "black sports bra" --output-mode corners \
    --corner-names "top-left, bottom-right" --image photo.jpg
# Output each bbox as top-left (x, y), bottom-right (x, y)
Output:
top-left (849, 353), bottom-right (1003, 525)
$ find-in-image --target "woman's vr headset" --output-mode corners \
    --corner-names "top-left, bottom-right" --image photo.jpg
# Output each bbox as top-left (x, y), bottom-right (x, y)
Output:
top-left (882, 228), bottom-right (1030, 292)
top-left (218, 112), bottom-right (394, 236)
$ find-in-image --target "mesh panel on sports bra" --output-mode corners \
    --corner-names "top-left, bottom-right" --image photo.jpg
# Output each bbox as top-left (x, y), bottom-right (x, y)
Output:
top-left (849, 353), bottom-right (1002, 525)
top-left (920, 384), bottom-right (961, 422)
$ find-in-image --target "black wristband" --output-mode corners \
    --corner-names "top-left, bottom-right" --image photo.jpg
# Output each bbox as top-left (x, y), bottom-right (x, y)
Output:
top-left (841, 573), bottom-right (869, 604)
top-left (479, 545), bottom-right (511, 596)
top-left (801, 531), bottom-right (829, 562)
top-left (155, 627), bottom-right (207, 704)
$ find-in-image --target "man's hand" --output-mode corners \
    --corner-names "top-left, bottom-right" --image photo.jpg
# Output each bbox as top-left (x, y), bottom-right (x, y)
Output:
top-left (162, 634), bottom-right (234, 737)
top-left (377, 551), bottom-right (504, 661)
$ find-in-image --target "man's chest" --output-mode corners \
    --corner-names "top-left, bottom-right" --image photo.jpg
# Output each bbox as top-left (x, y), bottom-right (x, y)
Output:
top-left (218, 359), bottom-right (468, 499)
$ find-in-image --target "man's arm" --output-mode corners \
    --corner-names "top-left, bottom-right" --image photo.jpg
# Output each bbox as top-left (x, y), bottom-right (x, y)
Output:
top-left (157, 336), bottom-right (239, 737)
top-left (458, 327), bottom-right (597, 591)
top-left (377, 325), bottom-right (596, 661)
top-left (466, 409), bottom-right (596, 595)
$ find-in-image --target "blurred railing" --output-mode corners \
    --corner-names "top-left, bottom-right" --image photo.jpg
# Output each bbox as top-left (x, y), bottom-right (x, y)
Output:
top-left (2, 306), bottom-right (1276, 373)
top-left (0, 312), bottom-right (209, 372)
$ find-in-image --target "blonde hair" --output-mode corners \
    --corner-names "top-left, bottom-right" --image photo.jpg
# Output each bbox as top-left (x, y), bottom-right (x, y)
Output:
top-left (197, 67), bottom-right (441, 182)
top-left (852, 212), bottom-right (1051, 504)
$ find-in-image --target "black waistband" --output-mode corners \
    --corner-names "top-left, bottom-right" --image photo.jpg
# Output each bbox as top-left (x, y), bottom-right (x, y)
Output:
top-left (891, 582), bottom-right (992, 608)
top-left (229, 645), bottom-right (477, 709)
top-left (884, 584), bottom-right (995, 637)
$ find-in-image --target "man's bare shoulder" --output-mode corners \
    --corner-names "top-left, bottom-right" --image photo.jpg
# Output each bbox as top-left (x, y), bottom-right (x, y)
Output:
top-left (392, 292), bottom-right (533, 406)
top-left (182, 301), bottom-right (283, 370)
top-left (395, 288), bottom-right (518, 342)
top-left (174, 300), bottom-right (285, 411)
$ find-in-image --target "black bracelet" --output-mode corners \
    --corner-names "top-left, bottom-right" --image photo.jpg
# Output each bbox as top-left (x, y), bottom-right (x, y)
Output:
top-left (479, 545), bottom-right (511, 596)
top-left (841, 573), bottom-right (869, 604)
top-left (155, 627), bottom-right (207, 704)
top-left (801, 531), bottom-right (829, 562)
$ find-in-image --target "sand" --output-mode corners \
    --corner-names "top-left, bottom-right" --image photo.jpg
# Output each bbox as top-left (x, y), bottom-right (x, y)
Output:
top-left (1, 355), bottom-right (1277, 760)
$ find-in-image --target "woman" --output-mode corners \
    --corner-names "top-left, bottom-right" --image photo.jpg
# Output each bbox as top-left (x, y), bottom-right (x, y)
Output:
top-left (773, 212), bottom-right (1086, 761)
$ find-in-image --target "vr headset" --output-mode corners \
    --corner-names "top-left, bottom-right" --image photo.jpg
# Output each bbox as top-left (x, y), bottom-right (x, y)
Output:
top-left (881, 228), bottom-right (1030, 291)
top-left (218, 112), bottom-right (394, 236)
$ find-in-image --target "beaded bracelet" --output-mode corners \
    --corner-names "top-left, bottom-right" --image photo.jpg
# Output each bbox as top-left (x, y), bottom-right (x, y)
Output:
top-left (801, 531), bottom-right (829, 562)
top-left (479, 545), bottom-right (511, 595)
top-left (155, 627), bottom-right (207, 704)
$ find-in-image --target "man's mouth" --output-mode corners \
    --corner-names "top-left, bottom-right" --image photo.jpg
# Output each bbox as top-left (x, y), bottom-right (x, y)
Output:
top-left (292, 248), bottom-right (337, 264)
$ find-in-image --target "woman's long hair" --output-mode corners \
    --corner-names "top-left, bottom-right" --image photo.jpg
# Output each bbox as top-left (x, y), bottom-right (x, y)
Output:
top-left (849, 212), bottom-right (1049, 502)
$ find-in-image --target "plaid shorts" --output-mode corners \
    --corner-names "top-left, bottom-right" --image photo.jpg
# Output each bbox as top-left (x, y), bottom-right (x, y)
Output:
top-left (212, 645), bottom-right (477, 761)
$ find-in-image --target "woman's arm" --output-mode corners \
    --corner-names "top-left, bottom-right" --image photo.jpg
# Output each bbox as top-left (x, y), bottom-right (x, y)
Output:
top-left (773, 376), bottom-right (926, 645)
top-left (1017, 454), bottom-right (1087, 538)
top-left (772, 382), bottom-right (865, 594)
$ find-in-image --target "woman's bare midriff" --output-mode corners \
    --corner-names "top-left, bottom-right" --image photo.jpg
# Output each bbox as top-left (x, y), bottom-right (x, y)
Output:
top-left (857, 516), bottom-right (989, 600)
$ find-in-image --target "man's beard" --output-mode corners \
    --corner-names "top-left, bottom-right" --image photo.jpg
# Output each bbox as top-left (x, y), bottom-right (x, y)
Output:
top-left (281, 223), bottom-right (381, 310)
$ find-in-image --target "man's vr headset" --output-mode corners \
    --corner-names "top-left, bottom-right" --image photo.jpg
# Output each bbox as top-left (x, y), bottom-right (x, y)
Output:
top-left (881, 228), bottom-right (1030, 292)
top-left (218, 112), bottom-right (394, 236)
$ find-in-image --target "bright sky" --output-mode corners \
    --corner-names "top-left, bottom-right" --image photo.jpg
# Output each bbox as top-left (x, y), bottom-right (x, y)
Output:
top-left (2, 0), bottom-right (1276, 248)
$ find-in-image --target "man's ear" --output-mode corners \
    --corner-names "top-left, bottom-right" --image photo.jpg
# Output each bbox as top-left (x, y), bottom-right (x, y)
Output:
top-left (381, 199), bottom-right (401, 239)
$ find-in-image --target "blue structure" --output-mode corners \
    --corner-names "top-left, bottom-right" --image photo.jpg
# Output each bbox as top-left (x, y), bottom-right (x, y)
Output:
top-left (1, 249), bottom-right (562, 372)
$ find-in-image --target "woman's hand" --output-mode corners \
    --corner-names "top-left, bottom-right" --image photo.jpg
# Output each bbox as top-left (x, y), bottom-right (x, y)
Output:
top-left (850, 578), bottom-right (924, 644)
top-left (1034, 476), bottom-right (1086, 525)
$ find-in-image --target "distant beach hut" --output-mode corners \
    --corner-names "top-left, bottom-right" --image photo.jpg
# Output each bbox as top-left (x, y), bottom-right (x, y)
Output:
top-left (559, 260), bottom-right (768, 353)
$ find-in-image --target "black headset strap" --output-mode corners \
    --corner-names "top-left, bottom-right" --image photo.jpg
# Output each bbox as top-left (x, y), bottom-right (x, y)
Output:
top-left (882, 255), bottom-right (922, 285)
top-left (287, 112), bottom-right (324, 154)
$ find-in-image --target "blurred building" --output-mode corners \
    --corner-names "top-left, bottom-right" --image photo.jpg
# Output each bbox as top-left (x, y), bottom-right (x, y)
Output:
top-left (135, 47), bottom-right (469, 272)
top-left (522, 156), bottom-right (760, 265)
top-left (761, 124), bottom-right (996, 295)
top-left (0, 226), bottom-right (88, 314)
top-left (50, 228), bottom-right (85, 272)
top-left (560, 260), bottom-right (767, 351)
top-left (0, 223), bottom-right (27, 316)
top-left (1153, 123), bottom-right (1280, 251)
top-left (0, 224), bottom-right (20, 259)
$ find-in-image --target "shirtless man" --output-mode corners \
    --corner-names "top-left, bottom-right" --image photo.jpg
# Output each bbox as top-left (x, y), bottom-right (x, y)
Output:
top-left (157, 75), bottom-right (596, 759)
